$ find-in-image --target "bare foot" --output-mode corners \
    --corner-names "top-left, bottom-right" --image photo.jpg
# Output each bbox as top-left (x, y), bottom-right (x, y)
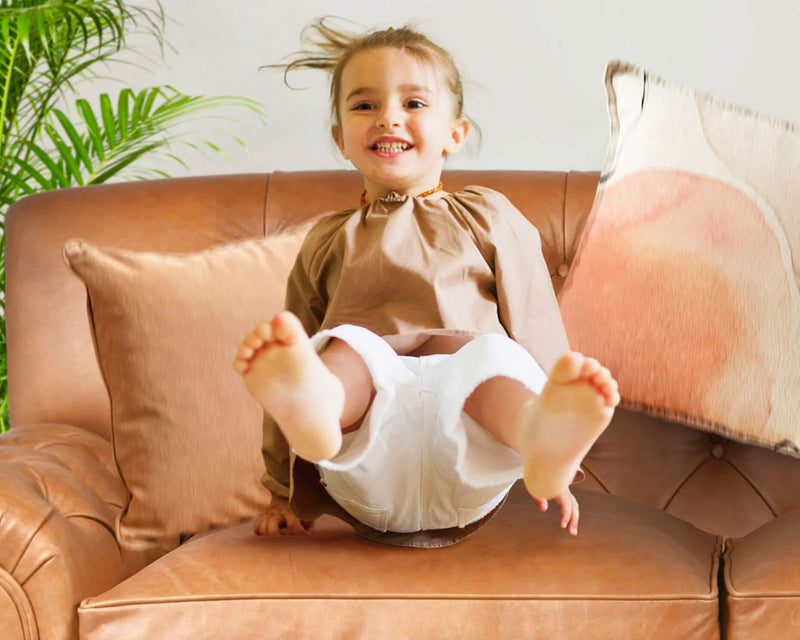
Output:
top-left (517, 352), bottom-right (619, 503)
top-left (234, 311), bottom-right (345, 462)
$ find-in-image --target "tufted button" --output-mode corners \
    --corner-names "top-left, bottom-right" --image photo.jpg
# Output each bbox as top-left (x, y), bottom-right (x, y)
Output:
top-left (557, 263), bottom-right (570, 277)
top-left (710, 443), bottom-right (725, 459)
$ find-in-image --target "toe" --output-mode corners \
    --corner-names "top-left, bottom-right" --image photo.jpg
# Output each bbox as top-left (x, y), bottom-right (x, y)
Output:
top-left (254, 322), bottom-right (273, 342)
top-left (549, 352), bottom-right (584, 383)
top-left (271, 311), bottom-right (308, 345)
top-left (589, 367), bottom-right (611, 388)
top-left (244, 332), bottom-right (264, 350)
top-left (237, 344), bottom-right (255, 360)
top-left (580, 357), bottom-right (602, 378)
top-left (597, 376), bottom-right (620, 406)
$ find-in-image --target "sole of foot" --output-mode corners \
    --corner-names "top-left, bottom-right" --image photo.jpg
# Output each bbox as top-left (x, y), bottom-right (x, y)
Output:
top-left (517, 352), bottom-right (619, 500)
top-left (235, 311), bottom-right (345, 462)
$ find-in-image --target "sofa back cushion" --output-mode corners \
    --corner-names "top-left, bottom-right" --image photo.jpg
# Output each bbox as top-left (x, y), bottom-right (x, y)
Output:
top-left (5, 170), bottom-right (590, 439)
top-left (5, 175), bottom-right (269, 437)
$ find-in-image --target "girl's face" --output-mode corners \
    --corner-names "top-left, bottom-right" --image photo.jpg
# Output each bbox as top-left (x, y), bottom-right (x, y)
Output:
top-left (332, 47), bottom-right (469, 202)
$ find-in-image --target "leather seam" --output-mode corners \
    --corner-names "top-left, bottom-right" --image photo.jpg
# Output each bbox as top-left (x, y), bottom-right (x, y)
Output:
top-left (80, 594), bottom-right (721, 608)
top-left (661, 458), bottom-right (709, 512)
top-left (19, 555), bottom-right (54, 588)
top-left (723, 460), bottom-right (778, 519)
top-left (11, 510), bottom-right (54, 580)
top-left (0, 566), bottom-right (39, 640)
top-left (576, 463), bottom-right (610, 494)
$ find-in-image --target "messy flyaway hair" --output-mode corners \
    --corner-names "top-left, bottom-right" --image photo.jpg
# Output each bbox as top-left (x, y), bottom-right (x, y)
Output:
top-left (273, 17), bottom-right (466, 126)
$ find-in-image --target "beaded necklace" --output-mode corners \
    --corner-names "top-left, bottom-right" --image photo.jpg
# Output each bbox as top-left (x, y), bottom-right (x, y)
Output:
top-left (360, 182), bottom-right (444, 208)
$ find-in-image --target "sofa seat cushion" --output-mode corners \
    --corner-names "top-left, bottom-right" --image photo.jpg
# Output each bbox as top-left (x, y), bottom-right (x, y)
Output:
top-left (78, 485), bottom-right (722, 640)
top-left (724, 508), bottom-right (800, 640)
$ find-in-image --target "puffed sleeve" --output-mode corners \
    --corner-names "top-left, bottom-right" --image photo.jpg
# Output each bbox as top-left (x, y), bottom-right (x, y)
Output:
top-left (284, 243), bottom-right (326, 337)
top-left (455, 187), bottom-right (570, 375)
top-left (260, 252), bottom-right (320, 500)
top-left (261, 213), bottom-right (344, 500)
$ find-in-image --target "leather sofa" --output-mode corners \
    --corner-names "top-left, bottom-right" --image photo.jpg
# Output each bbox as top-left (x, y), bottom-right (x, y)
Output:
top-left (2, 170), bottom-right (799, 640)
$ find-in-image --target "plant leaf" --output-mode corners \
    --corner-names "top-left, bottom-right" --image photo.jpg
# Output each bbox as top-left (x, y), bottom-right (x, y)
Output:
top-left (76, 97), bottom-right (105, 162)
top-left (117, 86), bottom-right (130, 138)
top-left (99, 92), bottom-right (116, 148)
top-left (42, 121), bottom-right (83, 186)
top-left (89, 142), bottom-right (161, 184)
top-left (16, 10), bottom-right (31, 61)
top-left (20, 139), bottom-right (68, 187)
top-left (5, 156), bottom-right (52, 191)
top-left (50, 108), bottom-right (93, 173)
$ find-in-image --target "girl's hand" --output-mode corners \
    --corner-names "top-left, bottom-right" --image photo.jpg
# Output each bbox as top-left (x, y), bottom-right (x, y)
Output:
top-left (534, 489), bottom-right (580, 536)
top-left (254, 497), bottom-right (315, 536)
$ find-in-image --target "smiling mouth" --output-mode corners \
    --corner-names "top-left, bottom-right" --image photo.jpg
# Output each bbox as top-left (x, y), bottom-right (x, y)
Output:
top-left (372, 141), bottom-right (411, 153)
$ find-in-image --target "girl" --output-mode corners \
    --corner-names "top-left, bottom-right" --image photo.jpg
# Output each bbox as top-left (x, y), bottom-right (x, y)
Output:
top-left (235, 19), bottom-right (619, 546)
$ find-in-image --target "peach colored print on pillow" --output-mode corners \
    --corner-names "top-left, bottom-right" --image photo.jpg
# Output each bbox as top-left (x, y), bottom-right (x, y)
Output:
top-left (558, 169), bottom-right (792, 441)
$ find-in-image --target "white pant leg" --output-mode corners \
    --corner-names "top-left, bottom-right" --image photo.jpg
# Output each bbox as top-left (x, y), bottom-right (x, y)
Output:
top-left (430, 333), bottom-right (547, 489)
top-left (309, 328), bottom-right (548, 533)
top-left (309, 325), bottom-right (422, 532)
top-left (309, 324), bottom-right (414, 471)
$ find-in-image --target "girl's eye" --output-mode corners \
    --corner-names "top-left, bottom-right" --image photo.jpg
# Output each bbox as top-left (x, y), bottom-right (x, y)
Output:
top-left (406, 99), bottom-right (426, 109)
top-left (352, 103), bottom-right (374, 111)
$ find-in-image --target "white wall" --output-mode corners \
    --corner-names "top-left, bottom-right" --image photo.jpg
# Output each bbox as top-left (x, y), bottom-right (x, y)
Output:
top-left (83, 0), bottom-right (800, 178)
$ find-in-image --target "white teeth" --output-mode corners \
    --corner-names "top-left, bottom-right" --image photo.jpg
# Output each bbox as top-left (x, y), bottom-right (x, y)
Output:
top-left (374, 142), bottom-right (409, 153)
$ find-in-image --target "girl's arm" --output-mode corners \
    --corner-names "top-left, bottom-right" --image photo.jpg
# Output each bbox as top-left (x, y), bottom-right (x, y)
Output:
top-left (284, 253), bottom-right (326, 336)
top-left (493, 203), bottom-right (570, 373)
top-left (454, 186), bottom-right (570, 373)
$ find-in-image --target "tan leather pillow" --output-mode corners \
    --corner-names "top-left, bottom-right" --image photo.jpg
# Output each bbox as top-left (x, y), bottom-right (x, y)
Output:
top-left (64, 229), bottom-right (309, 547)
top-left (558, 60), bottom-right (800, 457)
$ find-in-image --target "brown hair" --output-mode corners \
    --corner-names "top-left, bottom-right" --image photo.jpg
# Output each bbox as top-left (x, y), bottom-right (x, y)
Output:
top-left (275, 17), bottom-right (466, 126)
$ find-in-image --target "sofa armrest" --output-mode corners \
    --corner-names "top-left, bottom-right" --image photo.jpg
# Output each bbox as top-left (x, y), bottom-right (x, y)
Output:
top-left (0, 424), bottom-right (171, 640)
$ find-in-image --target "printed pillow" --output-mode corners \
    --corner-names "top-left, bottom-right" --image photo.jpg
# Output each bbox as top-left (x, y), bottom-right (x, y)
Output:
top-left (64, 227), bottom-right (309, 547)
top-left (558, 60), bottom-right (800, 456)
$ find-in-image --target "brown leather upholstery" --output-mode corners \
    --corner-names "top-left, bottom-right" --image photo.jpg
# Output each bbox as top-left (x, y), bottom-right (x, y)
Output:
top-left (725, 509), bottom-right (800, 639)
top-left (2, 170), bottom-right (799, 639)
top-left (0, 424), bottom-right (172, 640)
top-left (79, 486), bottom-right (721, 640)
top-left (5, 175), bottom-right (267, 437)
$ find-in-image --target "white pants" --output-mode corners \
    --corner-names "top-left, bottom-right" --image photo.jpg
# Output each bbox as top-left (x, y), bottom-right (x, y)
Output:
top-left (311, 326), bottom-right (547, 533)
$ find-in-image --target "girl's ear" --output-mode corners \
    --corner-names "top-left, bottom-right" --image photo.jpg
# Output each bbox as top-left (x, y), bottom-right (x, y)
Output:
top-left (332, 125), bottom-right (348, 159)
top-left (444, 118), bottom-right (470, 156)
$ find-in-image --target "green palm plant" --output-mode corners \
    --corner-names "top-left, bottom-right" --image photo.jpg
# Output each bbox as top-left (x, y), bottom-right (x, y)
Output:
top-left (0, 0), bottom-right (263, 431)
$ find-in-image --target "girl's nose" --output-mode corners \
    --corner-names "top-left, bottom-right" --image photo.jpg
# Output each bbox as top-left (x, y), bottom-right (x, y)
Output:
top-left (376, 104), bottom-right (402, 128)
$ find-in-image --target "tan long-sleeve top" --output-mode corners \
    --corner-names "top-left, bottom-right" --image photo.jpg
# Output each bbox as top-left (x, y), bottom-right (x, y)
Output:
top-left (261, 186), bottom-right (570, 547)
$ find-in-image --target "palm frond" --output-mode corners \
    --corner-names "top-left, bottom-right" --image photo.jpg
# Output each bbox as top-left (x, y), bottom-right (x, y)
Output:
top-left (0, 1), bottom-right (262, 433)
top-left (5, 86), bottom-right (262, 194)
top-left (1, 0), bottom-right (164, 172)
